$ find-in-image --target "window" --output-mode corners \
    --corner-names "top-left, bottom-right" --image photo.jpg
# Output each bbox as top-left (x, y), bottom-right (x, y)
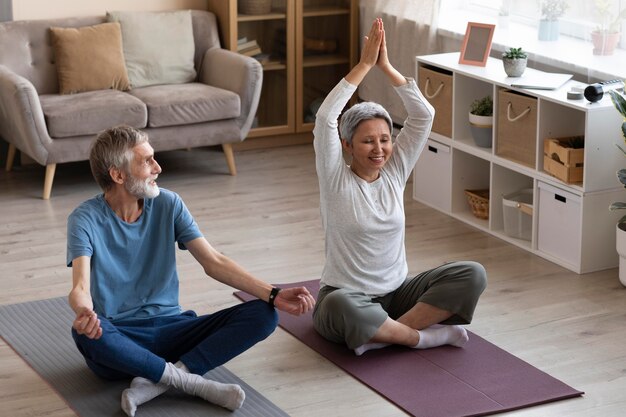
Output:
top-left (438, 0), bottom-right (626, 80)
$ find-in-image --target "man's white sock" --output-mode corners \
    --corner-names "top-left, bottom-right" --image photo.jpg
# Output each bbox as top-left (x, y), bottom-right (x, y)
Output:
top-left (414, 325), bottom-right (469, 349)
top-left (121, 361), bottom-right (187, 417)
top-left (159, 362), bottom-right (245, 411)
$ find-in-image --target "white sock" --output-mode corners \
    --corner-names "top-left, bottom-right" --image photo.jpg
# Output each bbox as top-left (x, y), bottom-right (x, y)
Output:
top-left (159, 362), bottom-right (245, 411)
top-left (121, 361), bottom-right (188, 417)
top-left (414, 325), bottom-right (469, 349)
top-left (354, 342), bottom-right (390, 356)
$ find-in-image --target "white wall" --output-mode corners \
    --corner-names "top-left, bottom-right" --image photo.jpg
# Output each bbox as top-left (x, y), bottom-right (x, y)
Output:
top-left (12, 0), bottom-right (207, 20)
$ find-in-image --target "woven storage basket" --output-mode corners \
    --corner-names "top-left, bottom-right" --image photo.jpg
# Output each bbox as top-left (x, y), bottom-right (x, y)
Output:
top-left (239, 0), bottom-right (272, 14)
top-left (464, 189), bottom-right (489, 220)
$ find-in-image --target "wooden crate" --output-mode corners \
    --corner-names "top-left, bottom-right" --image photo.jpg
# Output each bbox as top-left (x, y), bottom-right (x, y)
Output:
top-left (496, 89), bottom-right (538, 168)
top-left (543, 137), bottom-right (584, 183)
top-left (418, 65), bottom-right (452, 137)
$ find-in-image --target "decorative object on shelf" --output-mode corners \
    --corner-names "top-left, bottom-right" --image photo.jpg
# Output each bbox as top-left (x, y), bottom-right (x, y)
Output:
top-left (238, 0), bottom-right (271, 15)
top-left (468, 95), bottom-right (493, 148)
top-left (303, 37), bottom-right (337, 55)
top-left (502, 188), bottom-right (533, 241)
top-left (538, 0), bottom-right (568, 41)
top-left (608, 89), bottom-right (626, 286)
top-left (496, 89), bottom-right (537, 167)
top-left (458, 22), bottom-right (495, 66)
top-left (591, 0), bottom-right (626, 55)
top-left (502, 47), bottom-right (528, 77)
top-left (543, 136), bottom-right (584, 183)
top-left (418, 65), bottom-right (453, 137)
top-left (464, 189), bottom-right (490, 220)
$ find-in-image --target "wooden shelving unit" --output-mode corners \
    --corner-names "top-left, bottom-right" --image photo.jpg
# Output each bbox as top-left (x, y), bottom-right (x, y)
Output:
top-left (207, 0), bottom-right (357, 145)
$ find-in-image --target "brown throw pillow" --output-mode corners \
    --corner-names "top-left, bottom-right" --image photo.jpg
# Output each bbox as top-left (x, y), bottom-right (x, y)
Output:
top-left (50, 22), bottom-right (131, 94)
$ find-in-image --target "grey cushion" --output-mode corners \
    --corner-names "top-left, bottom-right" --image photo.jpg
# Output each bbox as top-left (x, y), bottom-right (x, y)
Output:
top-left (107, 10), bottom-right (196, 88)
top-left (40, 90), bottom-right (147, 138)
top-left (129, 83), bottom-right (240, 128)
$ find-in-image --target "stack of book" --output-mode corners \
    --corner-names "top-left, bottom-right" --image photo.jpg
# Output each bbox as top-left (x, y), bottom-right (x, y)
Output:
top-left (237, 37), bottom-right (270, 64)
top-left (237, 37), bottom-right (262, 57)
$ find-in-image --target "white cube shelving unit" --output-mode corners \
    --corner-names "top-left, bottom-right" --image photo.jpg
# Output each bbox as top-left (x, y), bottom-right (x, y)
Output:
top-left (413, 52), bottom-right (624, 274)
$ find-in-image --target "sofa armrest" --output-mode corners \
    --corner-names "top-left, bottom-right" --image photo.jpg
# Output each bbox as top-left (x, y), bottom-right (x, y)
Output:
top-left (199, 49), bottom-right (262, 140)
top-left (0, 65), bottom-right (52, 165)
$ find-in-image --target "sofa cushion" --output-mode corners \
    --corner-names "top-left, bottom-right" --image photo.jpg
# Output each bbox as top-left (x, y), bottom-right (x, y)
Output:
top-left (107, 10), bottom-right (196, 88)
top-left (40, 90), bottom-right (147, 138)
top-left (49, 22), bottom-right (131, 94)
top-left (129, 83), bottom-right (240, 128)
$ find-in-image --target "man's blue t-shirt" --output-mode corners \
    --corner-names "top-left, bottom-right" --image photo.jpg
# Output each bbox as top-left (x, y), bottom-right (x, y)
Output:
top-left (66, 188), bottom-right (203, 323)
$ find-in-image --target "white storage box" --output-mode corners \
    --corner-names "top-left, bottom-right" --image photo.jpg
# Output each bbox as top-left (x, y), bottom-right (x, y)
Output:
top-left (537, 182), bottom-right (582, 266)
top-left (413, 139), bottom-right (451, 212)
top-left (502, 189), bottom-right (533, 241)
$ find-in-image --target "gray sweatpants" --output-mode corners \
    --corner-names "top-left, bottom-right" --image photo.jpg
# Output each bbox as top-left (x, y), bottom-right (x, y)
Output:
top-left (312, 261), bottom-right (487, 349)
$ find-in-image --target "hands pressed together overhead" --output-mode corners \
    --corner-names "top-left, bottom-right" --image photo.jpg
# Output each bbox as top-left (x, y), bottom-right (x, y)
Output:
top-left (361, 17), bottom-right (391, 70)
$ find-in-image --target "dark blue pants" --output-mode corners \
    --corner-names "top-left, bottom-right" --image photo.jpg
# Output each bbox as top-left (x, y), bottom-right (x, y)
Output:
top-left (72, 300), bottom-right (278, 383)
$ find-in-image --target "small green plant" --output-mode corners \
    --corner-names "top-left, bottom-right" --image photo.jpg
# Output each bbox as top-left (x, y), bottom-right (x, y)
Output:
top-left (502, 47), bottom-right (528, 60)
top-left (608, 88), bottom-right (626, 224)
top-left (541, 0), bottom-right (569, 21)
top-left (469, 96), bottom-right (493, 117)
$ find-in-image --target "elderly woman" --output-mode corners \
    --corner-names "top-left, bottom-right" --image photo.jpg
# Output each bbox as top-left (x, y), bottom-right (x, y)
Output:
top-left (312, 18), bottom-right (487, 356)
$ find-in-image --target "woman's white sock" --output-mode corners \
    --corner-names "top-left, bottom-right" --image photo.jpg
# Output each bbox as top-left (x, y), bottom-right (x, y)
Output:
top-left (354, 342), bottom-right (390, 356)
top-left (414, 325), bottom-right (469, 349)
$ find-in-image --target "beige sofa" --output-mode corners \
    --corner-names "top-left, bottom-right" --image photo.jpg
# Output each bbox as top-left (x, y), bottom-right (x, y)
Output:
top-left (0, 10), bottom-right (262, 199)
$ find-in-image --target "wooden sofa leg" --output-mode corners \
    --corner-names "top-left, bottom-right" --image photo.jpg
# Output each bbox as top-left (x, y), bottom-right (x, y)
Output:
top-left (42, 163), bottom-right (56, 200)
top-left (222, 143), bottom-right (237, 176)
top-left (5, 143), bottom-right (16, 172)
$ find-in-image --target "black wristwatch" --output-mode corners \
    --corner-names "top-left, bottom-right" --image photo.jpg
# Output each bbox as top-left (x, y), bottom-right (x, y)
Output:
top-left (268, 287), bottom-right (281, 307)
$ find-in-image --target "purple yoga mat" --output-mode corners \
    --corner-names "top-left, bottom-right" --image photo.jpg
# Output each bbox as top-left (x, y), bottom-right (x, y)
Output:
top-left (235, 279), bottom-right (583, 417)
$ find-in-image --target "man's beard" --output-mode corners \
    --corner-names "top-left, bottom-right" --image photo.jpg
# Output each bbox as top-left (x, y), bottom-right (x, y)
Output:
top-left (125, 174), bottom-right (160, 199)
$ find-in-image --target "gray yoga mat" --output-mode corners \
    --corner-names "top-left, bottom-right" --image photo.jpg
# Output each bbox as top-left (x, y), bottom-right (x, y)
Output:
top-left (0, 297), bottom-right (288, 417)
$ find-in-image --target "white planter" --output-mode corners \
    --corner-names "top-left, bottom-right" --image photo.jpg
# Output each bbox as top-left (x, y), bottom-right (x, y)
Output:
top-left (615, 223), bottom-right (626, 286)
top-left (469, 113), bottom-right (493, 148)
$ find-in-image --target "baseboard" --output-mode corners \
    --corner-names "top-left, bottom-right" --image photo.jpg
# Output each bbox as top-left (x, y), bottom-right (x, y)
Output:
top-left (233, 132), bottom-right (313, 151)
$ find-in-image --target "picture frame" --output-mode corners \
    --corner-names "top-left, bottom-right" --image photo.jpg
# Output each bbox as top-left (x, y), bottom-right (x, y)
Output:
top-left (459, 22), bottom-right (495, 66)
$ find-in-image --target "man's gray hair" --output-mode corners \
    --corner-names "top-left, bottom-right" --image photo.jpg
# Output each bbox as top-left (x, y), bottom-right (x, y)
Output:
top-left (89, 125), bottom-right (149, 191)
top-left (339, 101), bottom-right (393, 143)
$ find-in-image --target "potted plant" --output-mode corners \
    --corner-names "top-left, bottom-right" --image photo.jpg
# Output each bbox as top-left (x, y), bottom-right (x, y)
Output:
top-left (538, 0), bottom-right (569, 41)
top-left (502, 47), bottom-right (528, 77)
top-left (608, 88), bottom-right (626, 286)
top-left (592, 0), bottom-right (626, 55)
top-left (469, 95), bottom-right (493, 148)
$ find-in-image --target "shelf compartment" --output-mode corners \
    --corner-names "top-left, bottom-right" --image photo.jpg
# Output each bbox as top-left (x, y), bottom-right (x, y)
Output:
top-left (238, 19), bottom-right (287, 63)
top-left (451, 150), bottom-right (490, 228)
top-left (490, 164), bottom-right (534, 248)
top-left (538, 99), bottom-right (585, 186)
top-left (496, 88), bottom-right (537, 169)
top-left (300, 64), bottom-right (349, 128)
top-left (255, 69), bottom-right (289, 128)
top-left (454, 74), bottom-right (494, 150)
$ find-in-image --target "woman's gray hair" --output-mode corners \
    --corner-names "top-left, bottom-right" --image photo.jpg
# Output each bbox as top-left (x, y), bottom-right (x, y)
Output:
top-left (339, 101), bottom-right (393, 143)
top-left (89, 125), bottom-right (149, 191)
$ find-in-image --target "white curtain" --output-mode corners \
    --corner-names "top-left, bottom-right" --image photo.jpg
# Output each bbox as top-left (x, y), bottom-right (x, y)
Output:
top-left (359, 0), bottom-right (441, 124)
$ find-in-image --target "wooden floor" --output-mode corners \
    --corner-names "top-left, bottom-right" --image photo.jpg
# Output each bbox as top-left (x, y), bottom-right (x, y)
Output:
top-left (1, 144), bottom-right (625, 417)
